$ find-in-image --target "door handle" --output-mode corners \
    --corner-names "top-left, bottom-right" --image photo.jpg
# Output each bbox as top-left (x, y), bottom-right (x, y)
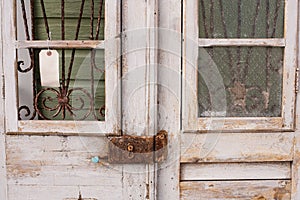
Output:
top-left (107, 130), bottom-right (168, 164)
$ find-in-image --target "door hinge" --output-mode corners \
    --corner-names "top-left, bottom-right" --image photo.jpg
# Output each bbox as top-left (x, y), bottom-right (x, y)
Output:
top-left (107, 130), bottom-right (168, 164)
top-left (296, 68), bottom-right (299, 94)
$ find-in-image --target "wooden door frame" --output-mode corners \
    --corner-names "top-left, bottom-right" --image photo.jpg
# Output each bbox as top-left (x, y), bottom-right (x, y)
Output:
top-left (0, 0), bottom-right (8, 199)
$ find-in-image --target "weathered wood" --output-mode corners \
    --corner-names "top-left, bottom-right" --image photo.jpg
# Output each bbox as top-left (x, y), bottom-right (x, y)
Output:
top-left (199, 38), bottom-right (285, 47)
top-left (0, 0), bottom-right (8, 199)
top-left (17, 40), bottom-right (105, 49)
top-left (181, 132), bottom-right (294, 163)
top-left (6, 135), bottom-right (123, 200)
top-left (183, 0), bottom-right (298, 132)
top-left (8, 185), bottom-right (122, 200)
top-left (180, 180), bottom-right (291, 200)
top-left (156, 0), bottom-right (181, 199)
top-left (195, 117), bottom-right (285, 132)
top-left (181, 162), bottom-right (291, 181)
top-left (120, 0), bottom-right (160, 198)
top-left (17, 121), bottom-right (108, 135)
top-left (6, 135), bottom-right (109, 166)
top-left (3, 0), bottom-right (18, 132)
top-left (282, 0), bottom-right (298, 130)
top-left (291, 2), bottom-right (300, 199)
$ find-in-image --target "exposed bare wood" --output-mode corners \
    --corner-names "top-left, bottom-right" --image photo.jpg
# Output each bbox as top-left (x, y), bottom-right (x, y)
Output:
top-left (121, 0), bottom-right (159, 198)
top-left (181, 132), bottom-right (294, 163)
top-left (17, 120), bottom-right (108, 135)
top-left (0, 0), bottom-right (7, 199)
top-left (8, 186), bottom-right (122, 200)
top-left (282, 0), bottom-right (298, 130)
top-left (3, 0), bottom-right (18, 132)
top-left (196, 117), bottom-right (287, 132)
top-left (199, 38), bottom-right (286, 47)
top-left (181, 162), bottom-right (291, 181)
top-left (291, 4), bottom-right (300, 195)
top-left (180, 180), bottom-right (291, 200)
top-left (156, 0), bottom-right (181, 199)
top-left (16, 40), bottom-right (105, 49)
top-left (6, 135), bottom-right (109, 166)
top-left (6, 135), bottom-right (123, 200)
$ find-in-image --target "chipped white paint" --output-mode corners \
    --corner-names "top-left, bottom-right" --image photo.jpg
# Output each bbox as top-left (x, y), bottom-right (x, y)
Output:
top-left (1, 1), bottom-right (300, 200)
top-left (156, 0), bottom-right (181, 199)
top-left (16, 40), bottom-right (105, 49)
top-left (199, 38), bottom-right (286, 47)
top-left (181, 162), bottom-right (291, 181)
top-left (181, 132), bottom-right (294, 163)
top-left (4, 0), bottom-right (120, 135)
top-left (180, 180), bottom-right (291, 200)
top-left (183, 0), bottom-right (298, 132)
top-left (0, 0), bottom-right (8, 199)
top-left (291, 3), bottom-right (300, 198)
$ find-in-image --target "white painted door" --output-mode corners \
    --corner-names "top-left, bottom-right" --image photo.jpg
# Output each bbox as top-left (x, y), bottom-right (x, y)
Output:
top-left (1, 0), bottom-right (300, 200)
top-left (180, 0), bottom-right (299, 199)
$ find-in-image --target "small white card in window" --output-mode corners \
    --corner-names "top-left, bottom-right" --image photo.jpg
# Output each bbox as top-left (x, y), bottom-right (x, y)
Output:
top-left (39, 50), bottom-right (60, 87)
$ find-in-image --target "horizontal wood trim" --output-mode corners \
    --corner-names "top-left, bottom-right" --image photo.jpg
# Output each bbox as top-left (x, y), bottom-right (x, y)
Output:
top-left (192, 117), bottom-right (290, 133)
top-left (198, 38), bottom-right (285, 47)
top-left (180, 180), bottom-right (291, 200)
top-left (6, 135), bottom-right (109, 166)
top-left (181, 162), bottom-right (291, 181)
top-left (8, 185), bottom-right (122, 200)
top-left (16, 121), bottom-right (110, 136)
top-left (16, 40), bottom-right (105, 49)
top-left (181, 132), bottom-right (294, 163)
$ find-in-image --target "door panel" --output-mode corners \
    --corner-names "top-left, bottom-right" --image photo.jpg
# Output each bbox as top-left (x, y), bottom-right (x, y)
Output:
top-left (181, 181), bottom-right (291, 200)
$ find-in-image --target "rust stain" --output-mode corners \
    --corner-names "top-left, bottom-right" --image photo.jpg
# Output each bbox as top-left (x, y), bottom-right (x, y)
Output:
top-left (107, 130), bottom-right (168, 164)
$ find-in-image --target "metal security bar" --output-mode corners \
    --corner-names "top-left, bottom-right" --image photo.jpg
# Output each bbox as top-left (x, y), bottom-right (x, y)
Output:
top-left (17, 0), bottom-right (105, 121)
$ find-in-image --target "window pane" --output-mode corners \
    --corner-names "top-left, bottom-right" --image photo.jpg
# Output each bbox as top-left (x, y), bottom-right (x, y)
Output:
top-left (198, 47), bottom-right (283, 117)
top-left (17, 0), bottom-right (105, 121)
top-left (198, 0), bottom-right (285, 38)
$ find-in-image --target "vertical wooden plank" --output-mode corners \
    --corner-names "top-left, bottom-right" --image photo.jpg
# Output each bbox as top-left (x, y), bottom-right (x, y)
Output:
top-left (145, 1), bottom-right (158, 199)
top-left (0, 0), bottom-right (8, 199)
top-left (282, 0), bottom-right (298, 129)
top-left (157, 0), bottom-right (181, 199)
top-left (3, 0), bottom-right (18, 132)
top-left (121, 0), bottom-right (158, 199)
top-left (105, 0), bottom-right (121, 133)
top-left (182, 0), bottom-right (198, 131)
top-left (291, 1), bottom-right (300, 199)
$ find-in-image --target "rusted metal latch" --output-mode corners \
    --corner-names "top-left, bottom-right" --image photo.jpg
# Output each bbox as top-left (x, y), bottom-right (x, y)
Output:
top-left (107, 130), bottom-right (168, 164)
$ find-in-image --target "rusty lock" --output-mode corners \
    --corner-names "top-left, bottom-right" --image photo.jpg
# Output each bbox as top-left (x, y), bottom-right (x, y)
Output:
top-left (107, 130), bottom-right (168, 164)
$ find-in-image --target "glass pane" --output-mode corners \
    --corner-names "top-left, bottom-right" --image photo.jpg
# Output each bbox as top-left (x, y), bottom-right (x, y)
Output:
top-left (17, 0), bottom-right (106, 121)
top-left (198, 0), bottom-right (285, 38)
top-left (198, 47), bottom-right (283, 117)
top-left (35, 49), bottom-right (105, 120)
top-left (34, 0), bottom-right (105, 40)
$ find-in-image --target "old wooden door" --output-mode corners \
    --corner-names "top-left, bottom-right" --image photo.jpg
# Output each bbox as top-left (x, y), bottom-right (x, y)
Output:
top-left (1, 0), bottom-right (300, 200)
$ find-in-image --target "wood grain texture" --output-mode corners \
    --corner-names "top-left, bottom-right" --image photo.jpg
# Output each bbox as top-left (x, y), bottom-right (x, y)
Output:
top-left (156, 0), bottom-right (181, 199)
top-left (181, 132), bottom-right (294, 163)
top-left (291, 2), bottom-right (300, 198)
top-left (181, 162), bottom-right (291, 181)
top-left (121, 0), bottom-right (158, 199)
top-left (180, 180), bottom-right (291, 200)
top-left (0, 0), bottom-right (8, 199)
top-left (198, 38), bottom-right (285, 47)
top-left (6, 135), bottom-right (123, 200)
top-left (8, 185), bottom-right (122, 200)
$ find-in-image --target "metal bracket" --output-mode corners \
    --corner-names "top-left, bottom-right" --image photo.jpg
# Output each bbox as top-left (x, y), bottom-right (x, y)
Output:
top-left (107, 130), bottom-right (168, 164)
